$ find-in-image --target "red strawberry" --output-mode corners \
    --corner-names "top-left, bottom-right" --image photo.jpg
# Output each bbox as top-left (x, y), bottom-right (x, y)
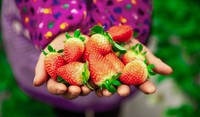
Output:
top-left (88, 52), bottom-right (121, 93)
top-left (88, 33), bottom-right (112, 55)
top-left (86, 25), bottom-right (127, 56)
top-left (43, 45), bottom-right (66, 80)
top-left (57, 62), bottom-right (90, 86)
top-left (119, 60), bottom-right (156, 85)
top-left (108, 25), bottom-right (133, 43)
top-left (104, 52), bottom-right (125, 73)
top-left (64, 29), bottom-right (85, 63)
top-left (121, 43), bottom-right (146, 64)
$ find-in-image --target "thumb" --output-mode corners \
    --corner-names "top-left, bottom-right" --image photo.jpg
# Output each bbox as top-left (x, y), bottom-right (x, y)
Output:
top-left (33, 53), bottom-right (49, 86)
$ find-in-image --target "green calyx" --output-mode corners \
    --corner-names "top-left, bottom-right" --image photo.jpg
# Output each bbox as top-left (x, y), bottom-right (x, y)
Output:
top-left (42, 45), bottom-right (63, 56)
top-left (65, 29), bottom-right (85, 42)
top-left (82, 62), bottom-right (94, 90)
top-left (89, 25), bottom-right (127, 54)
top-left (144, 59), bottom-right (156, 78)
top-left (130, 43), bottom-right (147, 56)
top-left (100, 73), bottom-right (122, 93)
top-left (57, 76), bottom-right (70, 87)
top-left (147, 63), bottom-right (156, 77)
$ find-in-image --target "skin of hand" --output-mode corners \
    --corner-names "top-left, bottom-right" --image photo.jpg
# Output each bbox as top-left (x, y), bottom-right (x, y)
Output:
top-left (33, 33), bottom-right (173, 99)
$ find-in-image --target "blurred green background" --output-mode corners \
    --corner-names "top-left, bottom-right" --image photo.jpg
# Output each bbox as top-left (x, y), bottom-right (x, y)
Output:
top-left (0, 0), bottom-right (200, 117)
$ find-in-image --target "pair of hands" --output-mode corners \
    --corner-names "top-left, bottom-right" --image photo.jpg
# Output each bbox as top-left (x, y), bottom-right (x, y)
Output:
top-left (33, 33), bottom-right (173, 99)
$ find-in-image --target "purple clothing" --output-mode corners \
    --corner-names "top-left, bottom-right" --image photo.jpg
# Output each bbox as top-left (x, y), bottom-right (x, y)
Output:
top-left (15, 0), bottom-right (152, 49)
top-left (1, 0), bottom-right (152, 112)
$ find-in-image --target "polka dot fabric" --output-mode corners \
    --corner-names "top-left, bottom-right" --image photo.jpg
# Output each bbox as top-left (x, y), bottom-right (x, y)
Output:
top-left (15, 0), bottom-right (152, 49)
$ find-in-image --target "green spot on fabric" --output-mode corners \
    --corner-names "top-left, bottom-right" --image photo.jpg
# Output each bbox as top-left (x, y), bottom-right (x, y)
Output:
top-left (63, 4), bottom-right (69, 9)
top-left (23, 7), bottom-right (27, 13)
top-left (137, 23), bottom-right (143, 27)
top-left (126, 4), bottom-right (132, 10)
top-left (134, 32), bottom-right (138, 37)
top-left (48, 22), bottom-right (54, 29)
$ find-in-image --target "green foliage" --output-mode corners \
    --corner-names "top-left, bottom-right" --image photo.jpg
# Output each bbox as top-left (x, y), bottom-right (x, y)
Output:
top-left (152, 0), bottom-right (200, 116)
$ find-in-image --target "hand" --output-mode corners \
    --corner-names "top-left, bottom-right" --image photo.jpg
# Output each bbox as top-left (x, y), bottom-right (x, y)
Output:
top-left (95, 39), bottom-right (173, 97)
top-left (33, 33), bottom-right (92, 99)
top-left (34, 34), bottom-right (173, 98)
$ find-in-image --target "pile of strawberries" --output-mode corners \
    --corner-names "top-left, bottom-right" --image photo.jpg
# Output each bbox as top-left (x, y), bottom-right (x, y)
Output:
top-left (43, 25), bottom-right (156, 93)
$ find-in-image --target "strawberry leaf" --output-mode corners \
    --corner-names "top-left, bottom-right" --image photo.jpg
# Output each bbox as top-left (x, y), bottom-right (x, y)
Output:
top-left (90, 25), bottom-right (104, 35)
top-left (131, 44), bottom-right (137, 51)
top-left (138, 44), bottom-right (143, 53)
top-left (142, 51), bottom-right (147, 56)
top-left (82, 62), bottom-right (93, 90)
top-left (47, 45), bottom-right (55, 52)
top-left (57, 76), bottom-right (70, 86)
top-left (74, 29), bottom-right (81, 38)
top-left (112, 80), bottom-right (121, 86)
top-left (65, 32), bottom-right (72, 39)
top-left (79, 36), bottom-right (85, 42)
top-left (42, 50), bottom-right (48, 56)
top-left (105, 32), bottom-right (127, 54)
top-left (144, 59), bottom-right (148, 64)
top-left (57, 49), bottom-right (63, 53)
top-left (147, 64), bottom-right (156, 76)
top-left (105, 83), bottom-right (117, 93)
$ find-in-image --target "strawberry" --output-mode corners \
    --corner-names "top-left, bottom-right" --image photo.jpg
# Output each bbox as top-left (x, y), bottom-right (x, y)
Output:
top-left (88, 25), bottom-right (127, 54)
top-left (108, 25), bottom-right (133, 43)
top-left (57, 62), bottom-right (90, 86)
top-left (43, 45), bottom-right (66, 80)
top-left (121, 43), bottom-right (146, 64)
top-left (104, 52), bottom-right (125, 73)
top-left (88, 33), bottom-right (112, 55)
top-left (64, 29), bottom-right (85, 63)
top-left (119, 60), bottom-right (156, 85)
top-left (88, 51), bottom-right (121, 93)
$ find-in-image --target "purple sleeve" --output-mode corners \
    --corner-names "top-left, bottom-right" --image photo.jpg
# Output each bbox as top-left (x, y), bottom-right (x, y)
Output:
top-left (15, 0), bottom-right (87, 49)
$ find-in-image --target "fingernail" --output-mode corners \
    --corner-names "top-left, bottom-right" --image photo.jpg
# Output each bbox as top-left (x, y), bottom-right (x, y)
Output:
top-left (58, 85), bottom-right (67, 94)
top-left (164, 63), bottom-right (173, 74)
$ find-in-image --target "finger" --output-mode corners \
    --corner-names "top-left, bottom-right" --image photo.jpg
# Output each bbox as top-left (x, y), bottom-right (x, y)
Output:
top-left (136, 80), bottom-right (156, 94)
top-left (62, 85), bottom-right (81, 99)
top-left (131, 39), bottom-right (173, 75)
top-left (88, 80), bottom-right (99, 89)
top-left (102, 89), bottom-right (113, 97)
top-left (46, 78), bottom-right (67, 95)
top-left (34, 53), bottom-right (49, 86)
top-left (117, 84), bottom-right (131, 97)
top-left (80, 85), bottom-right (91, 96)
top-left (95, 89), bottom-right (103, 97)
top-left (146, 51), bottom-right (173, 75)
